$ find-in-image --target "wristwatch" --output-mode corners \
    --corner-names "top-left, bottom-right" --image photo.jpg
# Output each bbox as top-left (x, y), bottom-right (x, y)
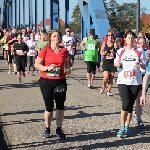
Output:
top-left (45, 66), bottom-right (49, 72)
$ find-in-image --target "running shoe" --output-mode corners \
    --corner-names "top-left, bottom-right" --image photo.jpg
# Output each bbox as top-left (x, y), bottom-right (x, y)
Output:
top-left (8, 70), bottom-right (11, 74)
top-left (88, 83), bottom-right (91, 88)
top-left (56, 129), bottom-right (66, 140)
top-left (124, 126), bottom-right (132, 137)
top-left (43, 129), bottom-right (51, 138)
top-left (100, 87), bottom-right (105, 94)
top-left (138, 119), bottom-right (144, 128)
top-left (107, 91), bottom-right (113, 96)
top-left (18, 78), bottom-right (21, 83)
top-left (26, 70), bottom-right (30, 74)
top-left (117, 127), bottom-right (124, 138)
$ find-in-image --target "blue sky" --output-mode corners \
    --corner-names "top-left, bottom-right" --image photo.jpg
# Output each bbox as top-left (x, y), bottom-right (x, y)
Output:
top-left (0, 0), bottom-right (149, 27)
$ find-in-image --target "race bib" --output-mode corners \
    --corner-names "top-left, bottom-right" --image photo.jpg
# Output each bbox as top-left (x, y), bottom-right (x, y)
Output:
top-left (88, 44), bottom-right (95, 50)
top-left (16, 50), bottom-right (23, 55)
top-left (47, 67), bottom-right (60, 77)
top-left (106, 53), bottom-right (114, 59)
top-left (124, 70), bottom-right (135, 79)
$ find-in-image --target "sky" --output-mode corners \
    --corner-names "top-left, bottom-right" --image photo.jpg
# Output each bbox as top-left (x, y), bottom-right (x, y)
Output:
top-left (0, 0), bottom-right (150, 27)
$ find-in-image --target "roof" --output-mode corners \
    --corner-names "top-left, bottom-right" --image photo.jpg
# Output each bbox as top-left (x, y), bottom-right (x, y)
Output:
top-left (38, 18), bottom-right (65, 28)
top-left (141, 14), bottom-right (150, 25)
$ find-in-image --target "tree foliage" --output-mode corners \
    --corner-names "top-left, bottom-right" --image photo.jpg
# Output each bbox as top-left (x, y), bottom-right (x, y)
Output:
top-left (69, 4), bottom-right (81, 33)
top-left (104, 0), bottom-right (147, 30)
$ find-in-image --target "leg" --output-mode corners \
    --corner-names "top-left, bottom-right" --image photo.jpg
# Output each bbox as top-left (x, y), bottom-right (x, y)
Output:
top-left (40, 78), bottom-right (54, 137)
top-left (32, 56), bottom-right (36, 74)
top-left (102, 71), bottom-right (109, 88)
top-left (135, 90), bottom-right (142, 121)
top-left (91, 62), bottom-right (96, 84)
top-left (27, 56), bottom-right (32, 72)
top-left (108, 72), bottom-right (115, 92)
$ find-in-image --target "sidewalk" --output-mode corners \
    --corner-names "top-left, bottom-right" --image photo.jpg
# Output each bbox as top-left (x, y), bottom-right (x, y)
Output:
top-left (0, 51), bottom-right (150, 150)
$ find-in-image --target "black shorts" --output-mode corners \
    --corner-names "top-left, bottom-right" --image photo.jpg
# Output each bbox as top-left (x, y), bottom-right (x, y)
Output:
top-left (40, 78), bottom-right (67, 112)
top-left (118, 84), bottom-right (142, 113)
top-left (102, 61), bottom-right (117, 72)
top-left (86, 61), bottom-right (96, 74)
top-left (69, 54), bottom-right (74, 61)
top-left (15, 56), bottom-right (26, 72)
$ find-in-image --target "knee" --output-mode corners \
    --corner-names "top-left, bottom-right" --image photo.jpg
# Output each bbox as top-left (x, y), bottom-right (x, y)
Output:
top-left (56, 102), bottom-right (64, 110)
top-left (45, 101), bottom-right (54, 112)
top-left (103, 77), bottom-right (109, 82)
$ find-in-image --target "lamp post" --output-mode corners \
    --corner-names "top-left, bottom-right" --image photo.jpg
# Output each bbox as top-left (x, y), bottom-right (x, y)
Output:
top-left (136, 0), bottom-right (140, 35)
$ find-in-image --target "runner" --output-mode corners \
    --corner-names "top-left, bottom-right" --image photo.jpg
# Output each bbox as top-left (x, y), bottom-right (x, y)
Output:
top-left (100, 30), bottom-right (118, 95)
top-left (80, 29), bottom-right (101, 88)
top-left (133, 37), bottom-right (147, 128)
top-left (34, 29), bottom-right (69, 140)
top-left (26, 33), bottom-right (38, 76)
top-left (61, 28), bottom-right (76, 72)
top-left (114, 30), bottom-right (147, 138)
top-left (12, 34), bottom-right (28, 83)
top-left (0, 29), bottom-right (9, 63)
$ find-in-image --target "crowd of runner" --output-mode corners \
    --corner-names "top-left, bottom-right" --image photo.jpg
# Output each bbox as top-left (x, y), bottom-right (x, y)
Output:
top-left (0, 26), bottom-right (150, 139)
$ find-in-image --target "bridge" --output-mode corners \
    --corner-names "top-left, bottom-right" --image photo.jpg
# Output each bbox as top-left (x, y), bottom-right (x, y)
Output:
top-left (0, 0), bottom-right (110, 41)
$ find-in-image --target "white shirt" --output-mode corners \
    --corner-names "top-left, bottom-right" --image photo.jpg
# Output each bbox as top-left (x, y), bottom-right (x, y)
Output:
top-left (26, 40), bottom-right (38, 56)
top-left (62, 35), bottom-right (75, 55)
top-left (114, 48), bottom-right (147, 85)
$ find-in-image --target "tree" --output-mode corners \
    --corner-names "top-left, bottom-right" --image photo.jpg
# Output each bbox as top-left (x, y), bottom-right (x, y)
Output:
top-left (104, 0), bottom-right (147, 30)
top-left (69, 4), bottom-right (81, 33)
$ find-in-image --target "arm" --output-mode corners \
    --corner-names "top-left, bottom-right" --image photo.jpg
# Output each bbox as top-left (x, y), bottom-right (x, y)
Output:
top-left (80, 38), bottom-right (86, 50)
top-left (114, 49), bottom-right (121, 67)
top-left (35, 42), bottom-right (40, 51)
top-left (100, 43), bottom-right (107, 56)
top-left (140, 72), bottom-right (150, 106)
top-left (59, 41), bottom-right (65, 47)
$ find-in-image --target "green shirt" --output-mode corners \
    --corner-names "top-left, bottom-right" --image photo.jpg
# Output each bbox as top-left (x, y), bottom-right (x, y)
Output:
top-left (37, 41), bottom-right (47, 50)
top-left (0, 36), bottom-right (8, 49)
top-left (84, 37), bottom-right (98, 62)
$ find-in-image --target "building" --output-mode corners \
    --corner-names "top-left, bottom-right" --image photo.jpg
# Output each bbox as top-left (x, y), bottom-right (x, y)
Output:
top-left (38, 18), bottom-right (65, 29)
top-left (141, 14), bottom-right (150, 25)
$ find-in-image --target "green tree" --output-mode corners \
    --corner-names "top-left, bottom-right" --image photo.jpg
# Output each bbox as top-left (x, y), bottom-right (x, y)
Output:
top-left (69, 4), bottom-right (81, 33)
top-left (104, 1), bottom-right (147, 30)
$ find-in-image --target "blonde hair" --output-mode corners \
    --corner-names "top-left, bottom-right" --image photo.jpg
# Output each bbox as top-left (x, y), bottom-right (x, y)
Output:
top-left (47, 29), bottom-right (61, 45)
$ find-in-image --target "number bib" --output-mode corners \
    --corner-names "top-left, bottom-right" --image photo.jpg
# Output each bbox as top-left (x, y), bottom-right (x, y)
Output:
top-left (87, 44), bottom-right (95, 50)
top-left (123, 70), bottom-right (135, 79)
top-left (16, 50), bottom-right (23, 55)
top-left (47, 67), bottom-right (60, 77)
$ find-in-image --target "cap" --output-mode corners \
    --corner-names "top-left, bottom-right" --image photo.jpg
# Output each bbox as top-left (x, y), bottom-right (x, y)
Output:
top-left (89, 29), bottom-right (95, 35)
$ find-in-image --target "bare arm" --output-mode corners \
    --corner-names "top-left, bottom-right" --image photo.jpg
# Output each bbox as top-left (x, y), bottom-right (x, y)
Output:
top-left (80, 38), bottom-right (86, 50)
top-left (100, 43), bottom-right (108, 56)
top-left (34, 57), bottom-right (55, 72)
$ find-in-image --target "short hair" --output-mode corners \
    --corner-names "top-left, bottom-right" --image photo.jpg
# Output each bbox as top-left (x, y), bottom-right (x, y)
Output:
top-left (124, 30), bottom-right (136, 38)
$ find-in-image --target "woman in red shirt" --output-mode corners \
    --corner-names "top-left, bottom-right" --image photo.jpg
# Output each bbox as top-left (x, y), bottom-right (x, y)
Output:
top-left (35, 29), bottom-right (69, 140)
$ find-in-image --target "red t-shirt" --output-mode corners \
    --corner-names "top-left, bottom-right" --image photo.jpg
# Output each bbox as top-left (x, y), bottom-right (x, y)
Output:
top-left (38, 46), bottom-right (69, 79)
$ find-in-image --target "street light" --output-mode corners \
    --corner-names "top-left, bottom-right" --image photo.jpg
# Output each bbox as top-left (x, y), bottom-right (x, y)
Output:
top-left (136, 0), bottom-right (140, 35)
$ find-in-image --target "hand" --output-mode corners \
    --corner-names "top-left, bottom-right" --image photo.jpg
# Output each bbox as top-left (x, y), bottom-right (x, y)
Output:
top-left (140, 94), bottom-right (146, 106)
top-left (104, 51), bottom-right (108, 55)
top-left (110, 49), bottom-right (115, 54)
top-left (134, 63), bottom-right (140, 69)
top-left (48, 64), bottom-right (56, 71)
top-left (64, 69), bottom-right (68, 74)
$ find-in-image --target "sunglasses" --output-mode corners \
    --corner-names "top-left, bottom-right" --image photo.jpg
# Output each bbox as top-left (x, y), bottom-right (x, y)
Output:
top-left (66, 31), bottom-right (70, 32)
top-left (107, 34), bottom-right (114, 37)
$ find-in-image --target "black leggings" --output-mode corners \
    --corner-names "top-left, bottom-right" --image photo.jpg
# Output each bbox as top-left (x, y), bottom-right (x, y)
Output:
top-left (8, 50), bottom-right (13, 64)
top-left (15, 56), bottom-right (26, 72)
top-left (40, 78), bottom-right (67, 112)
top-left (118, 84), bottom-right (141, 113)
top-left (86, 61), bottom-right (96, 74)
